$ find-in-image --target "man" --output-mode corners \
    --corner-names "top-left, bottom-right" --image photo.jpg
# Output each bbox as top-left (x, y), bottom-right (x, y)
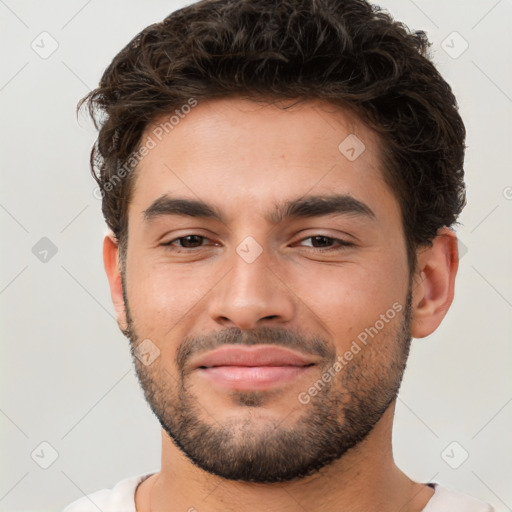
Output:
top-left (64, 0), bottom-right (494, 510)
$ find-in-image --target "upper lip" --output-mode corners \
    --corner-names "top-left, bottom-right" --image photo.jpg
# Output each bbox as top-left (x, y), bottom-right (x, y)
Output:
top-left (191, 345), bottom-right (317, 369)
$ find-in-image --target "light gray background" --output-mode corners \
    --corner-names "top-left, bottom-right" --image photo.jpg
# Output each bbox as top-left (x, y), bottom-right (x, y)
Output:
top-left (1, 0), bottom-right (511, 510)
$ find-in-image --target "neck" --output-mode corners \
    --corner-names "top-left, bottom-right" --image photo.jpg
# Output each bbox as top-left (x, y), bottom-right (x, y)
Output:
top-left (136, 403), bottom-right (434, 512)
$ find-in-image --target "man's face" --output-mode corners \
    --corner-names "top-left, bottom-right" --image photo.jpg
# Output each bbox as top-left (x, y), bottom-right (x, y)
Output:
top-left (118, 98), bottom-right (413, 482)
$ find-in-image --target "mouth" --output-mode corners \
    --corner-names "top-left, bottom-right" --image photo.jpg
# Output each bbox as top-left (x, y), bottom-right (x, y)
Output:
top-left (192, 345), bottom-right (317, 391)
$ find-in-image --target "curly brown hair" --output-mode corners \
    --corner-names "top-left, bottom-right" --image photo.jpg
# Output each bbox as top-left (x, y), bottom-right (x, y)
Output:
top-left (79, 0), bottom-right (466, 273)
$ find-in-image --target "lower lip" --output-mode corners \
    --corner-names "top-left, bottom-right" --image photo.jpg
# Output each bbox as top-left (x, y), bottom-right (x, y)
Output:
top-left (197, 365), bottom-right (313, 390)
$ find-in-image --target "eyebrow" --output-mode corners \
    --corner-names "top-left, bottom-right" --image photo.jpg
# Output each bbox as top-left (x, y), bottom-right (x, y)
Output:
top-left (142, 194), bottom-right (376, 224)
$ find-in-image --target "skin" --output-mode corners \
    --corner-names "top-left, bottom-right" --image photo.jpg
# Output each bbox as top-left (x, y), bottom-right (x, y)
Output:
top-left (103, 97), bottom-right (459, 512)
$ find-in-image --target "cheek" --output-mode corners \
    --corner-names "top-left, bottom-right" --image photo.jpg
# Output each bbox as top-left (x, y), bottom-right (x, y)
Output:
top-left (125, 259), bottom-right (220, 333)
top-left (288, 256), bottom-right (408, 342)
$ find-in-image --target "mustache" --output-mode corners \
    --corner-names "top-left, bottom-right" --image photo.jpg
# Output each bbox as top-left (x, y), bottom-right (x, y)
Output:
top-left (176, 326), bottom-right (335, 372)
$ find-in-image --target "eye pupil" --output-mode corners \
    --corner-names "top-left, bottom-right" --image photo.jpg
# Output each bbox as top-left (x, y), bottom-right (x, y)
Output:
top-left (311, 236), bottom-right (332, 247)
top-left (181, 235), bottom-right (203, 248)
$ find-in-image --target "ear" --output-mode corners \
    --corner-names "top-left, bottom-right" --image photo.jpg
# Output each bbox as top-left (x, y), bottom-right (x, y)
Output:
top-left (103, 231), bottom-right (128, 332)
top-left (410, 227), bottom-right (459, 338)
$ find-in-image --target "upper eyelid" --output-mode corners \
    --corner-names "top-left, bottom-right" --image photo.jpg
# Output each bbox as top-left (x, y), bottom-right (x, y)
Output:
top-left (163, 234), bottom-right (213, 246)
top-left (297, 236), bottom-right (353, 244)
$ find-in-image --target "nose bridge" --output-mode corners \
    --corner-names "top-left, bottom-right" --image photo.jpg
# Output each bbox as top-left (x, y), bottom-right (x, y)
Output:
top-left (208, 236), bottom-right (295, 329)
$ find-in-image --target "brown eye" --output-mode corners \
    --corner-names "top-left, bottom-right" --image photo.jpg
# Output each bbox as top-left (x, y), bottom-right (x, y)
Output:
top-left (176, 235), bottom-right (205, 248)
top-left (162, 235), bottom-right (208, 249)
top-left (309, 236), bottom-right (335, 248)
top-left (298, 236), bottom-right (353, 250)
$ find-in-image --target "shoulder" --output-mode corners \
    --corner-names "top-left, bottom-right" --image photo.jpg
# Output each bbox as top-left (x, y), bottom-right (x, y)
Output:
top-left (62, 472), bottom-right (156, 512)
top-left (423, 483), bottom-right (494, 512)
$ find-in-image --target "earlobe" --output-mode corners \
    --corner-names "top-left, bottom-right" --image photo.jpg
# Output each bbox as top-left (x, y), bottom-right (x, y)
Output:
top-left (410, 227), bottom-right (459, 339)
top-left (103, 231), bottom-right (128, 332)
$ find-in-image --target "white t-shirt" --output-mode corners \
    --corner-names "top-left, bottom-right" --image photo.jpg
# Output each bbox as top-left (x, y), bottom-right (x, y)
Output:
top-left (62, 473), bottom-right (495, 512)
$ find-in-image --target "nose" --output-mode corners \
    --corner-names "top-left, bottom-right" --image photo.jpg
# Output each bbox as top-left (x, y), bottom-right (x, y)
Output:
top-left (207, 243), bottom-right (296, 330)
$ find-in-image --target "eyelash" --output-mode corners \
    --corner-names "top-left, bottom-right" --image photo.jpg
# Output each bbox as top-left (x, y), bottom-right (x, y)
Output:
top-left (161, 234), bottom-right (354, 252)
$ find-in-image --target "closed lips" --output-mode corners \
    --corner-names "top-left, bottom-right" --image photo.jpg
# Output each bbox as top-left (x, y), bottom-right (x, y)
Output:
top-left (192, 345), bottom-right (317, 369)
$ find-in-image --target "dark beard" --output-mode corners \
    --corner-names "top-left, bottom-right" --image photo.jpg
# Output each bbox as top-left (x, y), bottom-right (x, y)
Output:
top-left (122, 279), bottom-right (412, 483)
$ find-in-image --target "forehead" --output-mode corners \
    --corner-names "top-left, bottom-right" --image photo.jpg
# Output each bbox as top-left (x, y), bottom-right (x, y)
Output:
top-left (129, 97), bottom-right (399, 226)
